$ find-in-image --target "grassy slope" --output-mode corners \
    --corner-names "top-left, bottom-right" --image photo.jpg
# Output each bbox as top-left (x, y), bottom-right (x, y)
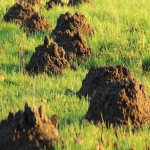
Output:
top-left (1, 0), bottom-right (150, 149)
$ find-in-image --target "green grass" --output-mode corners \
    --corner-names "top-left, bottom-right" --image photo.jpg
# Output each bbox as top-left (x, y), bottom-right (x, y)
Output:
top-left (1, 0), bottom-right (150, 149)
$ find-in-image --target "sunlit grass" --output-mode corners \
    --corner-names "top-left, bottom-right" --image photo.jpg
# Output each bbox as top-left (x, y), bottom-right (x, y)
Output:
top-left (1, 0), bottom-right (150, 149)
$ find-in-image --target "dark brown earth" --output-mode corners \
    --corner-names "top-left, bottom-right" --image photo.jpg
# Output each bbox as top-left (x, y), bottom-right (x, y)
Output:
top-left (3, 2), bottom-right (50, 33)
top-left (54, 30), bottom-right (92, 60)
top-left (45, 0), bottom-right (63, 9)
top-left (19, 0), bottom-right (43, 6)
top-left (77, 65), bottom-right (150, 128)
top-left (51, 11), bottom-right (93, 60)
top-left (27, 36), bottom-right (69, 75)
top-left (0, 102), bottom-right (59, 150)
top-left (68, 0), bottom-right (92, 6)
top-left (24, 13), bottom-right (50, 33)
top-left (3, 2), bottom-right (35, 25)
top-left (51, 11), bottom-right (94, 37)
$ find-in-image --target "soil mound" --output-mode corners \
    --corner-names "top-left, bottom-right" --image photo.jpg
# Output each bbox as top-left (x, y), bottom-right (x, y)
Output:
top-left (25, 13), bottom-right (50, 33)
top-left (68, 0), bottom-right (92, 6)
top-left (51, 11), bottom-right (93, 37)
top-left (19, 0), bottom-right (42, 6)
top-left (27, 36), bottom-right (69, 75)
top-left (77, 65), bottom-right (132, 99)
top-left (3, 2), bottom-right (50, 33)
top-left (0, 102), bottom-right (59, 150)
top-left (3, 2), bottom-right (35, 25)
top-left (77, 65), bottom-right (150, 128)
top-left (45, 0), bottom-right (63, 9)
top-left (54, 30), bottom-right (92, 60)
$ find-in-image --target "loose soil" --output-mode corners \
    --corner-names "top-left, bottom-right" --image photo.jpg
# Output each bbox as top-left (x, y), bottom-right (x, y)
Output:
top-left (51, 11), bottom-right (93, 60)
top-left (27, 36), bottom-right (69, 75)
top-left (25, 13), bottom-right (50, 33)
top-left (51, 11), bottom-right (94, 37)
top-left (19, 0), bottom-right (43, 6)
top-left (45, 0), bottom-right (63, 9)
top-left (77, 65), bottom-right (150, 128)
top-left (68, 0), bottom-right (92, 6)
top-left (0, 102), bottom-right (59, 150)
top-left (3, 2), bottom-right (50, 33)
top-left (54, 30), bottom-right (92, 60)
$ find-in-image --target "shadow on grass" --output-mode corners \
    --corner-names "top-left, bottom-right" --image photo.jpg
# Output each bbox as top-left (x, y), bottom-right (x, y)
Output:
top-left (1, 63), bottom-right (19, 73)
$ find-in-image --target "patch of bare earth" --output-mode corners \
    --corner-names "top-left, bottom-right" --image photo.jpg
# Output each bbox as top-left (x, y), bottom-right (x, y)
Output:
top-left (0, 102), bottom-right (59, 150)
top-left (77, 65), bottom-right (150, 128)
top-left (3, 2), bottom-right (50, 33)
top-left (27, 36), bottom-right (69, 75)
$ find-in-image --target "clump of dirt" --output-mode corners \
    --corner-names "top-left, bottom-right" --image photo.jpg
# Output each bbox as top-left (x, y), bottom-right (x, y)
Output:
top-left (0, 102), bottom-right (59, 150)
top-left (77, 65), bottom-right (132, 99)
top-left (3, 2), bottom-right (50, 33)
top-left (77, 65), bottom-right (150, 128)
top-left (51, 11), bottom-right (94, 37)
top-left (27, 36), bottom-right (69, 75)
top-left (19, 0), bottom-right (43, 6)
top-left (45, 0), bottom-right (63, 9)
top-left (51, 11), bottom-right (93, 60)
top-left (68, 0), bottom-right (92, 6)
top-left (3, 2), bottom-right (35, 25)
top-left (54, 30), bottom-right (92, 60)
top-left (24, 13), bottom-right (50, 33)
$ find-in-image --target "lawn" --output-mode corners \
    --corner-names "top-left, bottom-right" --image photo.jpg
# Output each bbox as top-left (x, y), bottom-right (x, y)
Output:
top-left (1, 0), bottom-right (150, 149)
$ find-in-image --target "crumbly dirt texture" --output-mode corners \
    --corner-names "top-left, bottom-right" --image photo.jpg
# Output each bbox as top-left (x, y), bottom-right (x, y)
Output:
top-left (45, 0), bottom-right (63, 9)
top-left (51, 11), bottom-right (93, 37)
top-left (77, 65), bottom-right (150, 128)
top-left (19, 0), bottom-right (43, 6)
top-left (51, 11), bottom-right (93, 60)
top-left (68, 0), bottom-right (92, 6)
top-left (3, 2), bottom-right (50, 33)
top-left (27, 36), bottom-right (69, 75)
top-left (0, 102), bottom-right (59, 150)
top-left (24, 13), bottom-right (50, 33)
top-left (54, 30), bottom-right (92, 60)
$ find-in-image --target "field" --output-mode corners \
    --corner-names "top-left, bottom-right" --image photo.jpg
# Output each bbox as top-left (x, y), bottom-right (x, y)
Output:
top-left (1, 0), bottom-right (150, 149)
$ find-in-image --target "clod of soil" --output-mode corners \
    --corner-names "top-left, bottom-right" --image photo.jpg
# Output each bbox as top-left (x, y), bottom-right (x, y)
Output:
top-left (54, 30), bottom-right (92, 60)
top-left (27, 36), bottom-right (69, 75)
top-left (19, 0), bottom-right (43, 6)
top-left (77, 65), bottom-right (132, 99)
top-left (51, 11), bottom-right (94, 37)
top-left (68, 0), bottom-right (92, 6)
top-left (3, 2), bottom-right (50, 33)
top-left (24, 13), bottom-right (50, 33)
top-left (77, 65), bottom-right (150, 128)
top-left (3, 2), bottom-right (35, 25)
top-left (45, 0), bottom-right (63, 9)
top-left (0, 102), bottom-right (59, 150)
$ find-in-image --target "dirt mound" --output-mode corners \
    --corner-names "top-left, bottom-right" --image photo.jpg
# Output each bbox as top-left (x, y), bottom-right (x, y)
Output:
top-left (45, 0), bottom-right (63, 9)
top-left (51, 11), bottom-right (93, 37)
top-left (0, 102), bottom-right (59, 150)
top-left (27, 36), bottom-right (69, 75)
top-left (24, 13), bottom-right (50, 33)
top-left (54, 30), bottom-right (92, 60)
top-left (68, 0), bottom-right (92, 6)
top-left (3, 2), bottom-right (50, 33)
top-left (77, 65), bottom-right (132, 99)
top-left (3, 2), bottom-right (35, 25)
top-left (77, 65), bottom-right (150, 128)
top-left (19, 0), bottom-right (42, 6)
